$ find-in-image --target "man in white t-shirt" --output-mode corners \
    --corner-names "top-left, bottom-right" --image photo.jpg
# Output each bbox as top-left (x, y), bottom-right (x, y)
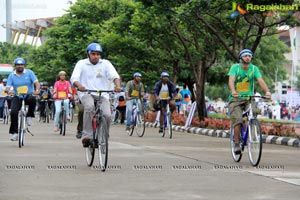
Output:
top-left (71, 43), bottom-right (122, 147)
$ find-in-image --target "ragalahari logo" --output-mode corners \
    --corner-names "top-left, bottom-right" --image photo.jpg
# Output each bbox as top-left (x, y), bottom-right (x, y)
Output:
top-left (231, 2), bottom-right (247, 19)
top-left (230, 1), bottom-right (299, 19)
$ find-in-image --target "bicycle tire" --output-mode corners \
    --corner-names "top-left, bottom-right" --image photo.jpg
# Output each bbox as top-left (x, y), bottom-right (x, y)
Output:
top-left (113, 109), bottom-right (121, 124)
top-left (136, 111), bottom-right (145, 137)
top-left (85, 142), bottom-right (95, 167)
top-left (160, 113), bottom-right (166, 137)
top-left (62, 111), bottom-right (66, 136)
top-left (3, 106), bottom-right (9, 124)
top-left (69, 106), bottom-right (74, 123)
top-left (45, 104), bottom-right (50, 123)
top-left (167, 112), bottom-right (172, 139)
top-left (230, 125), bottom-right (242, 162)
top-left (97, 116), bottom-right (108, 172)
top-left (18, 113), bottom-right (25, 148)
top-left (128, 112), bottom-right (135, 136)
top-left (248, 119), bottom-right (262, 167)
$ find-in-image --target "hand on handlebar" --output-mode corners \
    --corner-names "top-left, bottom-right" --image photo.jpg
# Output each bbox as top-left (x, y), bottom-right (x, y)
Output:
top-left (77, 86), bottom-right (86, 92)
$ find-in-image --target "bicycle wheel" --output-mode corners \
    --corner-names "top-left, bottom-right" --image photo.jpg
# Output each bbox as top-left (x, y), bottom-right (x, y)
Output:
top-left (128, 112), bottom-right (135, 136)
top-left (248, 119), bottom-right (262, 167)
top-left (3, 106), bottom-right (9, 124)
top-left (59, 110), bottom-right (66, 136)
top-left (18, 113), bottom-right (25, 148)
top-left (69, 106), bottom-right (74, 123)
top-left (97, 117), bottom-right (108, 172)
top-left (166, 112), bottom-right (172, 139)
top-left (135, 111), bottom-right (145, 137)
top-left (230, 125), bottom-right (242, 162)
top-left (85, 141), bottom-right (95, 167)
top-left (113, 109), bottom-right (121, 124)
top-left (160, 113), bottom-right (166, 137)
top-left (45, 105), bottom-right (50, 123)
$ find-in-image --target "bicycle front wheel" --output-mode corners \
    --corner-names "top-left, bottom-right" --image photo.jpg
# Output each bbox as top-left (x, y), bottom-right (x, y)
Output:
top-left (59, 111), bottom-right (66, 136)
top-left (97, 117), bottom-right (108, 172)
top-left (85, 142), bottom-right (95, 167)
top-left (3, 107), bottom-right (9, 124)
top-left (230, 125), bottom-right (242, 162)
top-left (166, 112), bottom-right (172, 139)
top-left (248, 119), bottom-right (262, 167)
top-left (18, 114), bottom-right (25, 148)
top-left (135, 112), bottom-right (145, 137)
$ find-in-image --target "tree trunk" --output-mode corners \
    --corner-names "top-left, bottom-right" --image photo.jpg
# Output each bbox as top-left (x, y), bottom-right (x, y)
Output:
top-left (195, 62), bottom-right (208, 121)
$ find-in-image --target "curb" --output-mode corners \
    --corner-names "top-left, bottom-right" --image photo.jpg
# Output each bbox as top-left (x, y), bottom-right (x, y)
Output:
top-left (145, 122), bottom-right (300, 148)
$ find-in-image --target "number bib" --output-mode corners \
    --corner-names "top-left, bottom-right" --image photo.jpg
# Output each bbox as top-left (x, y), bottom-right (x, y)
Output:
top-left (58, 91), bottom-right (66, 99)
top-left (160, 92), bottom-right (168, 99)
top-left (17, 86), bottom-right (28, 95)
top-left (236, 82), bottom-right (250, 93)
top-left (131, 90), bottom-right (139, 97)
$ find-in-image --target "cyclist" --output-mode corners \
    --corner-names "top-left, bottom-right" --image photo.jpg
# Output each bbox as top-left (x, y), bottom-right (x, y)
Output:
top-left (5, 58), bottom-right (40, 141)
top-left (125, 72), bottom-right (145, 132)
top-left (70, 42), bottom-right (122, 147)
top-left (153, 72), bottom-right (177, 133)
top-left (228, 49), bottom-right (271, 154)
top-left (52, 71), bottom-right (73, 132)
top-left (38, 81), bottom-right (53, 122)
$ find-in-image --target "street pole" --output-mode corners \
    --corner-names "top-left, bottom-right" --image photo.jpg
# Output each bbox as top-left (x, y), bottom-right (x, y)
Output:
top-left (6, 0), bottom-right (12, 42)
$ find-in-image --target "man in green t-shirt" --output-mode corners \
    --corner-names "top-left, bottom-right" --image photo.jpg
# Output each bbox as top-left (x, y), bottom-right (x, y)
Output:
top-left (125, 72), bottom-right (145, 132)
top-left (228, 49), bottom-right (271, 154)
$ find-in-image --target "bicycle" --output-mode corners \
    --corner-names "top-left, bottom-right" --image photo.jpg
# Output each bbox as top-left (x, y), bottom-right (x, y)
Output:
top-left (84, 89), bottom-right (113, 172)
top-left (17, 94), bottom-right (34, 148)
top-left (39, 99), bottom-right (52, 123)
top-left (158, 98), bottom-right (173, 139)
top-left (109, 94), bottom-right (121, 124)
top-left (229, 95), bottom-right (264, 167)
top-left (128, 98), bottom-right (145, 137)
top-left (58, 99), bottom-right (68, 136)
top-left (3, 98), bottom-right (10, 124)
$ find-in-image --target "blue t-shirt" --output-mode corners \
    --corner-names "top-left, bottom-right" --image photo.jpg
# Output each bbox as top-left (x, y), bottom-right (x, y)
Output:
top-left (7, 69), bottom-right (38, 96)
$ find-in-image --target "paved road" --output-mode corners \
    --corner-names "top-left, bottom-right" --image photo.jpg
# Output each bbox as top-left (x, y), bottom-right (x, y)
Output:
top-left (0, 117), bottom-right (299, 200)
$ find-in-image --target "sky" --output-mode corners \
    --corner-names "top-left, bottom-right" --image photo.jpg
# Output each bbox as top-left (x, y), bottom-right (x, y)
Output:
top-left (0, 0), bottom-right (75, 43)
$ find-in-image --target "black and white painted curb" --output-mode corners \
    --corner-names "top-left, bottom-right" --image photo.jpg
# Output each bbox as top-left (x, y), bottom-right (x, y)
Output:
top-left (145, 122), bottom-right (300, 148)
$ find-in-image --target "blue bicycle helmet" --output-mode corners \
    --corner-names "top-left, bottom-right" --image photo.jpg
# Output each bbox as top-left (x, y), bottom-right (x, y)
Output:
top-left (14, 57), bottom-right (26, 65)
top-left (239, 49), bottom-right (253, 58)
top-left (160, 72), bottom-right (169, 78)
top-left (2, 78), bottom-right (7, 83)
top-left (86, 43), bottom-right (103, 54)
top-left (133, 72), bottom-right (142, 77)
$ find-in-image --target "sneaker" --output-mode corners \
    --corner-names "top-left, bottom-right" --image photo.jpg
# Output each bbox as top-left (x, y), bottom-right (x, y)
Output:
top-left (82, 137), bottom-right (92, 148)
top-left (10, 133), bottom-right (18, 141)
top-left (0, 118), bottom-right (3, 122)
top-left (234, 143), bottom-right (241, 155)
top-left (54, 127), bottom-right (59, 132)
top-left (26, 117), bottom-right (33, 126)
top-left (67, 115), bottom-right (71, 120)
top-left (76, 131), bottom-right (82, 139)
top-left (125, 127), bottom-right (130, 133)
top-left (159, 127), bottom-right (163, 133)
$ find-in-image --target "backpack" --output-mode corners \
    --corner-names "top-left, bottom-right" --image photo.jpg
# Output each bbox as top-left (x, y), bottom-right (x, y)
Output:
top-left (183, 93), bottom-right (190, 102)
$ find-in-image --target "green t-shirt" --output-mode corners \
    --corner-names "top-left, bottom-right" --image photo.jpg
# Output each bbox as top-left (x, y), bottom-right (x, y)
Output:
top-left (227, 63), bottom-right (262, 101)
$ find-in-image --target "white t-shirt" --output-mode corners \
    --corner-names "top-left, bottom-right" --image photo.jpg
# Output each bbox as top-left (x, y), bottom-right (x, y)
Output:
top-left (71, 58), bottom-right (120, 99)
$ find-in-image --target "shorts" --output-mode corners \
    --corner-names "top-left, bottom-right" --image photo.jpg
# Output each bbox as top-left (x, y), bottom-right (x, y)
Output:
top-left (229, 99), bottom-right (256, 127)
